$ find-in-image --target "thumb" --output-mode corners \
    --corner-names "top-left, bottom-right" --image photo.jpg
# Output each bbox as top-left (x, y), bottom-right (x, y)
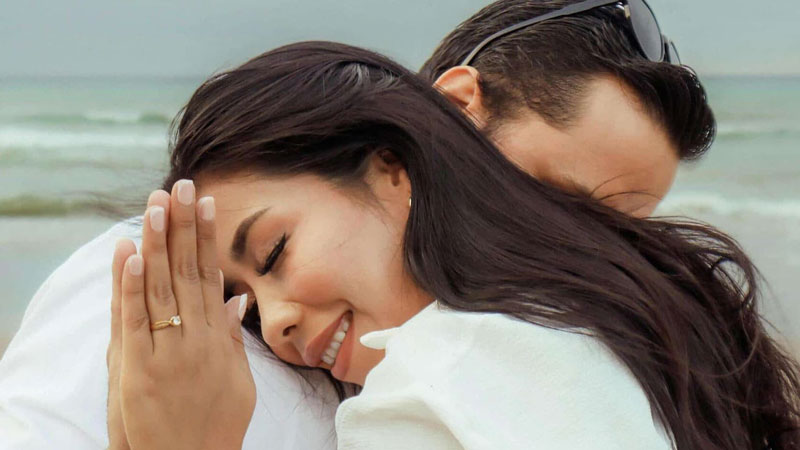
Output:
top-left (225, 294), bottom-right (248, 356)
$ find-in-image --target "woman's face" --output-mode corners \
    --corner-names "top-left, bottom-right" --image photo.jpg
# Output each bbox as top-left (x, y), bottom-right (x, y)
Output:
top-left (196, 156), bottom-right (432, 385)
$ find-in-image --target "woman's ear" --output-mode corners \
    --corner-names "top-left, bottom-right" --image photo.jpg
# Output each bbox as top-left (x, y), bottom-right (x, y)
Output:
top-left (364, 150), bottom-right (411, 212)
top-left (433, 66), bottom-right (489, 129)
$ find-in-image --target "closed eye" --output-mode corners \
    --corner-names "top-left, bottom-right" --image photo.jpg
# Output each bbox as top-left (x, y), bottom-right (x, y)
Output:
top-left (259, 233), bottom-right (287, 275)
top-left (223, 234), bottom-right (287, 306)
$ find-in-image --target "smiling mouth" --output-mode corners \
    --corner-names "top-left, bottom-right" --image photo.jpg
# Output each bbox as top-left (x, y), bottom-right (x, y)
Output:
top-left (303, 311), bottom-right (353, 368)
top-left (321, 314), bottom-right (351, 365)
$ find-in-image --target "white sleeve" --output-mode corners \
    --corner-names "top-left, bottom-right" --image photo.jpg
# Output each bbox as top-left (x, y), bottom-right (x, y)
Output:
top-left (335, 385), bottom-right (477, 450)
top-left (335, 310), bottom-right (673, 450)
top-left (0, 221), bottom-right (128, 450)
top-left (0, 220), bottom-right (340, 450)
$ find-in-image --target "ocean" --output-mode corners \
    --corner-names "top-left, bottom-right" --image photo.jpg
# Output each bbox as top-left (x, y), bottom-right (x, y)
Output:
top-left (1, 75), bottom-right (798, 354)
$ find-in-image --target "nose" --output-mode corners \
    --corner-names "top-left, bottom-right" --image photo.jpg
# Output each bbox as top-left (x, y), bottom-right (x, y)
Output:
top-left (255, 290), bottom-right (302, 347)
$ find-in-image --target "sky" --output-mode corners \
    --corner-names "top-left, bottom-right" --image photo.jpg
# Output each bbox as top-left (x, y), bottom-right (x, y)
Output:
top-left (1, 0), bottom-right (798, 78)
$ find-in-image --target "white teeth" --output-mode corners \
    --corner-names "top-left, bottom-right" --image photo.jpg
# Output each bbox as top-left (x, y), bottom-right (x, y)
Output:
top-left (321, 315), bottom-right (351, 366)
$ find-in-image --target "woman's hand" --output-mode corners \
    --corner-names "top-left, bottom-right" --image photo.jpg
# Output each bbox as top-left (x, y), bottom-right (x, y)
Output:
top-left (107, 235), bottom-right (138, 450)
top-left (107, 182), bottom-right (256, 450)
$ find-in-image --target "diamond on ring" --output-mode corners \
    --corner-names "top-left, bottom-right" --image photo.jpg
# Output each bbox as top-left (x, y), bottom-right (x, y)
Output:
top-left (150, 314), bottom-right (183, 331)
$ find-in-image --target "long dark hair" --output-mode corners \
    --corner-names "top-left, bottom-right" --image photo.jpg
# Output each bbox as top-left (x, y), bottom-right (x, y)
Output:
top-left (162, 42), bottom-right (799, 449)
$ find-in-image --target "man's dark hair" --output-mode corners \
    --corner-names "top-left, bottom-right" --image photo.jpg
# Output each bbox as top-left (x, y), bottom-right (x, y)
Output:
top-left (420, 0), bottom-right (716, 160)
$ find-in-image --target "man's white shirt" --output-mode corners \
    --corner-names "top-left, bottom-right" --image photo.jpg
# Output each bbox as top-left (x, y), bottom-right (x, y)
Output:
top-left (0, 219), bottom-right (338, 450)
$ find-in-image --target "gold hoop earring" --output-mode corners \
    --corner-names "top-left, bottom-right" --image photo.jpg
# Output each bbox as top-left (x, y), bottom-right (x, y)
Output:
top-left (408, 197), bottom-right (412, 207)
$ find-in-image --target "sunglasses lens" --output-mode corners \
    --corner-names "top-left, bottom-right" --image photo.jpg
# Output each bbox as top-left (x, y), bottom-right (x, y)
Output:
top-left (628, 0), bottom-right (664, 61)
top-left (667, 39), bottom-right (681, 65)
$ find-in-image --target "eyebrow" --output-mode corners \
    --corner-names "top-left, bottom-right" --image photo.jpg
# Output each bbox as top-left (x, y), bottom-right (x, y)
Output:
top-left (230, 207), bottom-right (270, 263)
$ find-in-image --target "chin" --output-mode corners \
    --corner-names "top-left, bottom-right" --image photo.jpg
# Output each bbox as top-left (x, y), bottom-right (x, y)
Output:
top-left (334, 365), bottom-right (366, 387)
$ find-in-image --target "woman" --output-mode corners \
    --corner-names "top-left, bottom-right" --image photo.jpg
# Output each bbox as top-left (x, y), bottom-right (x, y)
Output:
top-left (107, 42), bottom-right (800, 449)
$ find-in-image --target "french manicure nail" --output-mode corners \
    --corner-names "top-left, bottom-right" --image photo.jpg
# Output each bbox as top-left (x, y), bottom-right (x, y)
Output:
top-left (199, 197), bottom-right (215, 221)
top-left (128, 255), bottom-right (143, 276)
top-left (238, 293), bottom-right (248, 321)
top-left (177, 180), bottom-right (194, 206)
top-left (150, 206), bottom-right (165, 232)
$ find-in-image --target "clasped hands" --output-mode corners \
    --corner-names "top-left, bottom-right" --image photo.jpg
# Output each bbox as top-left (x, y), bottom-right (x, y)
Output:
top-left (106, 181), bottom-right (255, 450)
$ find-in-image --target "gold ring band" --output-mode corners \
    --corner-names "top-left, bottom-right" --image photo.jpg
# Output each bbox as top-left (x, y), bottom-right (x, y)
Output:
top-left (150, 315), bottom-right (182, 331)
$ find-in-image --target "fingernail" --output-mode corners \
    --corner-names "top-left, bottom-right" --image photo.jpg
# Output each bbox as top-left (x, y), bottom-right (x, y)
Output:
top-left (238, 293), bottom-right (248, 321)
top-left (128, 254), bottom-right (143, 276)
top-left (198, 197), bottom-right (215, 221)
top-left (148, 189), bottom-right (168, 205)
top-left (149, 206), bottom-right (165, 232)
top-left (177, 179), bottom-right (194, 206)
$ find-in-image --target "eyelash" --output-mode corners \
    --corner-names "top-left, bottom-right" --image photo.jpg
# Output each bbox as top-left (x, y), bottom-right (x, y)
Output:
top-left (259, 233), bottom-right (287, 276)
top-left (225, 234), bottom-right (288, 317)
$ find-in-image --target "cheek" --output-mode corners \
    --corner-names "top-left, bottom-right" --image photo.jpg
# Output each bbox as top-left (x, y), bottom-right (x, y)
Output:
top-left (489, 121), bottom-right (566, 180)
top-left (284, 258), bottom-right (343, 306)
top-left (279, 218), bottom-right (371, 307)
top-left (285, 211), bottom-right (413, 329)
top-left (267, 342), bottom-right (305, 367)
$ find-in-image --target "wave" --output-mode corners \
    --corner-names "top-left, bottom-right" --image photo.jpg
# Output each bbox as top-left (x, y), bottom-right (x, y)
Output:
top-left (11, 111), bottom-right (172, 126)
top-left (0, 194), bottom-right (101, 217)
top-left (657, 193), bottom-right (800, 219)
top-left (0, 148), bottom-right (164, 169)
top-left (716, 121), bottom-right (800, 139)
top-left (0, 128), bottom-right (167, 149)
top-left (0, 193), bottom-right (151, 218)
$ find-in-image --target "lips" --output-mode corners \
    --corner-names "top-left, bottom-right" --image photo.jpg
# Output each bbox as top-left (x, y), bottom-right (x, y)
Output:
top-left (302, 312), bottom-right (349, 367)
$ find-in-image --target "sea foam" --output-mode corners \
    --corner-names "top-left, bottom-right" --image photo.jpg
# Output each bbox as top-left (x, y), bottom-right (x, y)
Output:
top-left (658, 193), bottom-right (800, 219)
top-left (12, 111), bottom-right (172, 126)
top-left (0, 127), bottom-right (167, 149)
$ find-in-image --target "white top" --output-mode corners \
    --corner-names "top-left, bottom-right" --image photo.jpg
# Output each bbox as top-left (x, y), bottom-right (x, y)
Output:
top-left (0, 219), bottom-right (339, 450)
top-left (335, 303), bottom-right (673, 450)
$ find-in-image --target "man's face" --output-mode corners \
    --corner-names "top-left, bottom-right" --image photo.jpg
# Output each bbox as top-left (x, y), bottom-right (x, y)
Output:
top-left (437, 71), bottom-right (680, 217)
top-left (488, 76), bottom-right (679, 217)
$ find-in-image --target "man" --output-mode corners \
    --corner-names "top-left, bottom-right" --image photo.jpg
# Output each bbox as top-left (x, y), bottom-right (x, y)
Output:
top-left (421, 0), bottom-right (714, 217)
top-left (0, 1), bottom-right (714, 448)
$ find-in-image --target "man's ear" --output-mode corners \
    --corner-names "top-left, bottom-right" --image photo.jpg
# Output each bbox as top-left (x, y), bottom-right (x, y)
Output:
top-left (433, 66), bottom-right (489, 129)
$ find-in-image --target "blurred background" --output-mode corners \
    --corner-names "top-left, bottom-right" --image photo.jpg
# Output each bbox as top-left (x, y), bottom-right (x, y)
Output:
top-left (1, 0), bottom-right (798, 356)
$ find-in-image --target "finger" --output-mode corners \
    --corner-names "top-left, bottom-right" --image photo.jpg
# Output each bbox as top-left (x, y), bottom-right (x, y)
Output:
top-left (108, 240), bottom-right (136, 450)
top-left (121, 254), bottom-right (153, 362)
top-left (225, 294), bottom-right (248, 357)
top-left (110, 239), bottom-right (137, 362)
top-left (141, 193), bottom-right (181, 347)
top-left (168, 179), bottom-right (206, 332)
top-left (196, 196), bottom-right (225, 328)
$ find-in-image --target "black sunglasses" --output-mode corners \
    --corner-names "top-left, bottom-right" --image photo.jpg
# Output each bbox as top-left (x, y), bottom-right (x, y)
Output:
top-left (460, 0), bottom-right (680, 66)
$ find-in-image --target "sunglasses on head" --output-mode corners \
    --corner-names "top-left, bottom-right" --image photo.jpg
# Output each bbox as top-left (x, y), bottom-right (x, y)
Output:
top-left (460, 0), bottom-right (680, 66)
